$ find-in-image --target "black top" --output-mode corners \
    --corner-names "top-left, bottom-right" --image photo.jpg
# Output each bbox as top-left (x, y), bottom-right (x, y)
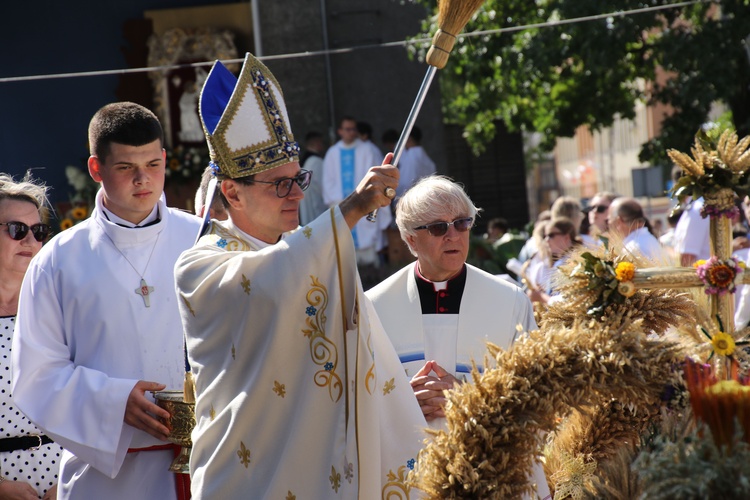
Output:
top-left (414, 264), bottom-right (467, 314)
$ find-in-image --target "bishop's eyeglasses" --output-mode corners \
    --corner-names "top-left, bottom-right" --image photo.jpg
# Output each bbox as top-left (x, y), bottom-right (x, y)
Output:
top-left (246, 169), bottom-right (312, 198)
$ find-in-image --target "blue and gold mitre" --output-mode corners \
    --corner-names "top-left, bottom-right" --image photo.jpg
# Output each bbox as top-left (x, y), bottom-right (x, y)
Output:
top-left (199, 53), bottom-right (300, 179)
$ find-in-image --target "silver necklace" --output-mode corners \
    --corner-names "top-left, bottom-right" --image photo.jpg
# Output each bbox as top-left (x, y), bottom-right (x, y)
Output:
top-left (102, 230), bottom-right (161, 307)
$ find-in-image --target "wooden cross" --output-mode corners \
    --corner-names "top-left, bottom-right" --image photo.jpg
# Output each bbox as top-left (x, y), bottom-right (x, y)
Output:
top-left (631, 190), bottom-right (743, 335)
top-left (135, 278), bottom-right (155, 307)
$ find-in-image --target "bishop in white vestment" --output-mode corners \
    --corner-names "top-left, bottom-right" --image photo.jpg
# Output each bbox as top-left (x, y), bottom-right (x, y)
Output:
top-left (176, 53), bottom-right (425, 499)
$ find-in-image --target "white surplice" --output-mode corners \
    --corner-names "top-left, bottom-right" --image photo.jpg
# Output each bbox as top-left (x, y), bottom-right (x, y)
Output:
top-left (175, 207), bottom-right (425, 499)
top-left (12, 191), bottom-right (201, 499)
top-left (367, 262), bottom-right (551, 499)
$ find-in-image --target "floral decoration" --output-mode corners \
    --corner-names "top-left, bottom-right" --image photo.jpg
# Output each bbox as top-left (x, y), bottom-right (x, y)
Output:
top-left (668, 129), bottom-right (750, 218)
top-left (700, 316), bottom-right (749, 363)
top-left (569, 252), bottom-right (637, 316)
top-left (694, 256), bottom-right (745, 295)
top-left (165, 145), bottom-right (210, 182)
top-left (56, 165), bottom-right (98, 233)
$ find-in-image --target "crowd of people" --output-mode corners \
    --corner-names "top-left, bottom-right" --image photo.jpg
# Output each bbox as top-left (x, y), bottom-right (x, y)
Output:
top-left (2, 51), bottom-right (745, 500)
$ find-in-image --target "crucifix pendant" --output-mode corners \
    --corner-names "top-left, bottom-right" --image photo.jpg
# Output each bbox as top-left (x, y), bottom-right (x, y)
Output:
top-left (135, 278), bottom-right (155, 307)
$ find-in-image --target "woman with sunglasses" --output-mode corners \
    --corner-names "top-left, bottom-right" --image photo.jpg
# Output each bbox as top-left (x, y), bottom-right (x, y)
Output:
top-left (0, 173), bottom-right (60, 499)
top-left (526, 217), bottom-right (583, 306)
top-left (366, 176), bottom-right (549, 499)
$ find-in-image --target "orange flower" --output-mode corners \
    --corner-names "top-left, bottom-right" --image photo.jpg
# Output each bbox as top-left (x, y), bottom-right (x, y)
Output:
top-left (71, 206), bottom-right (88, 220)
top-left (615, 262), bottom-right (635, 282)
top-left (707, 264), bottom-right (735, 288)
top-left (60, 218), bottom-right (74, 230)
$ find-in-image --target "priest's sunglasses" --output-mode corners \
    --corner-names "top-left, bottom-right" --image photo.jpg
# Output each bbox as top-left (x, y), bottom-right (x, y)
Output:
top-left (248, 169), bottom-right (312, 198)
top-left (414, 217), bottom-right (474, 237)
top-left (0, 221), bottom-right (51, 242)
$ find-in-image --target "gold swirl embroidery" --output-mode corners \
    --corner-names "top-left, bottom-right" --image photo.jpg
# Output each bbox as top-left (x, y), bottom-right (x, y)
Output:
top-left (302, 276), bottom-right (343, 403)
top-left (364, 320), bottom-right (376, 394)
top-left (241, 274), bottom-right (251, 295)
top-left (382, 465), bottom-right (412, 499)
top-left (205, 223), bottom-right (252, 251)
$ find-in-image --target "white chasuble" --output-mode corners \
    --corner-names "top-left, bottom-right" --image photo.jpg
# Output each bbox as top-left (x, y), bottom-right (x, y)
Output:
top-left (175, 207), bottom-right (425, 499)
top-left (12, 191), bottom-right (202, 499)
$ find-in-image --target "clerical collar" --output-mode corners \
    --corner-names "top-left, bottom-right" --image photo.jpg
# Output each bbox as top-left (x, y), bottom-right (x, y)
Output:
top-left (102, 204), bottom-right (160, 228)
top-left (414, 264), bottom-right (467, 314)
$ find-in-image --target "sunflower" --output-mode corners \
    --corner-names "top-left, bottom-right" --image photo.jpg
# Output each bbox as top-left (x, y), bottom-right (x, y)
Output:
top-left (712, 331), bottom-right (736, 357)
top-left (71, 206), bottom-right (88, 220)
top-left (614, 262), bottom-right (635, 282)
top-left (60, 218), bottom-right (74, 230)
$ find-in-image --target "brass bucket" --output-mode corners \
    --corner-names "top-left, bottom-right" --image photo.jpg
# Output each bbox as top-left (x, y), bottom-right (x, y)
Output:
top-left (153, 390), bottom-right (195, 474)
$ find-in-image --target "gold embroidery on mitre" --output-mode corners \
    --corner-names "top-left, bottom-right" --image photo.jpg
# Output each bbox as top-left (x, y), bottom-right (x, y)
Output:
top-left (383, 378), bottom-right (395, 395)
top-left (241, 274), bottom-right (251, 295)
top-left (203, 54), bottom-right (300, 179)
top-left (181, 295), bottom-right (196, 317)
top-left (382, 465), bottom-right (412, 499)
top-left (329, 465), bottom-right (341, 493)
top-left (302, 275), bottom-right (343, 403)
top-left (237, 441), bottom-right (251, 468)
top-left (273, 380), bottom-right (286, 397)
top-left (303, 226), bottom-right (312, 239)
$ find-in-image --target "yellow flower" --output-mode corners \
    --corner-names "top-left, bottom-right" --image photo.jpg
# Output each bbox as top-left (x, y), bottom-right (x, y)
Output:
top-left (712, 331), bottom-right (736, 356)
top-left (617, 281), bottom-right (636, 298)
top-left (693, 259), bottom-right (707, 268)
top-left (71, 206), bottom-right (88, 220)
top-left (60, 218), bottom-right (74, 230)
top-left (615, 262), bottom-right (635, 281)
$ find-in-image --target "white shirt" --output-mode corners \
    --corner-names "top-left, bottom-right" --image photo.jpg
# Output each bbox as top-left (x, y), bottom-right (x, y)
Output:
top-left (674, 198), bottom-right (710, 260)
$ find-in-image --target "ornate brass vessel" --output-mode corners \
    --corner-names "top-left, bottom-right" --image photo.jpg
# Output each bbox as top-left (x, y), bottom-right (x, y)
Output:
top-left (153, 390), bottom-right (195, 474)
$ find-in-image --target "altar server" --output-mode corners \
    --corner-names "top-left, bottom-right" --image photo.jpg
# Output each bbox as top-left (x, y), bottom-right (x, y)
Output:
top-left (12, 102), bottom-right (201, 499)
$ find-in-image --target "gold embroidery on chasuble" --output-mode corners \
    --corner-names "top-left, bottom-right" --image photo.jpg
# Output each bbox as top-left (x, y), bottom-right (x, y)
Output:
top-left (382, 378), bottom-right (395, 395)
top-left (237, 441), bottom-right (251, 468)
top-left (273, 380), bottom-right (286, 397)
top-left (303, 226), bottom-right (312, 239)
top-left (343, 457), bottom-right (354, 484)
top-left (241, 274), bottom-right (251, 295)
top-left (302, 276), bottom-right (343, 403)
top-left (329, 465), bottom-right (341, 493)
top-left (382, 466), bottom-right (412, 499)
top-left (285, 492), bottom-right (296, 500)
top-left (209, 405), bottom-right (216, 421)
top-left (206, 224), bottom-right (252, 252)
top-left (364, 317), bottom-right (376, 394)
top-left (181, 295), bottom-right (196, 316)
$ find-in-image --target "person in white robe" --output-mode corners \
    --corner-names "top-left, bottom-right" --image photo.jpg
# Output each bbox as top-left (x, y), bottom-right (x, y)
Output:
top-left (395, 127), bottom-right (436, 199)
top-left (366, 175), bottom-right (551, 499)
top-left (323, 116), bottom-right (391, 265)
top-left (175, 53), bottom-right (425, 499)
top-left (607, 197), bottom-right (663, 262)
top-left (12, 102), bottom-right (201, 500)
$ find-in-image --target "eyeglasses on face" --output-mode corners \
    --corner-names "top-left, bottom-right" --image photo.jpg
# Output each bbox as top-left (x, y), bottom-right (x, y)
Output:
top-left (248, 169), bottom-right (312, 198)
top-left (544, 232), bottom-right (564, 240)
top-left (591, 205), bottom-right (609, 214)
top-left (0, 221), bottom-right (51, 242)
top-left (414, 217), bottom-right (474, 237)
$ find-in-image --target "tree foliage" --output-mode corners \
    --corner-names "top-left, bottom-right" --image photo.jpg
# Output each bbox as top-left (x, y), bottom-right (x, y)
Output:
top-left (409, 0), bottom-right (750, 166)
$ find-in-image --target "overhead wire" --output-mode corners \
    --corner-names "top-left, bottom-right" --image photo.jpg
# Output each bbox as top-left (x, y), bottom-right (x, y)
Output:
top-left (0, 0), bottom-right (712, 84)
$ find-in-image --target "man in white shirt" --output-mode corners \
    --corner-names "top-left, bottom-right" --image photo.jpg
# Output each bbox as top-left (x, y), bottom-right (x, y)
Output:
top-left (13, 102), bottom-right (201, 499)
top-left (608, 197), bottom-right (663, 261)
top-left (366, 175), bottom-right (549, 499)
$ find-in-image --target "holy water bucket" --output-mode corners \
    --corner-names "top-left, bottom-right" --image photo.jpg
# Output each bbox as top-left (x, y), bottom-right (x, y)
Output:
top-left (153, 390), bottom-right (195, 474)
